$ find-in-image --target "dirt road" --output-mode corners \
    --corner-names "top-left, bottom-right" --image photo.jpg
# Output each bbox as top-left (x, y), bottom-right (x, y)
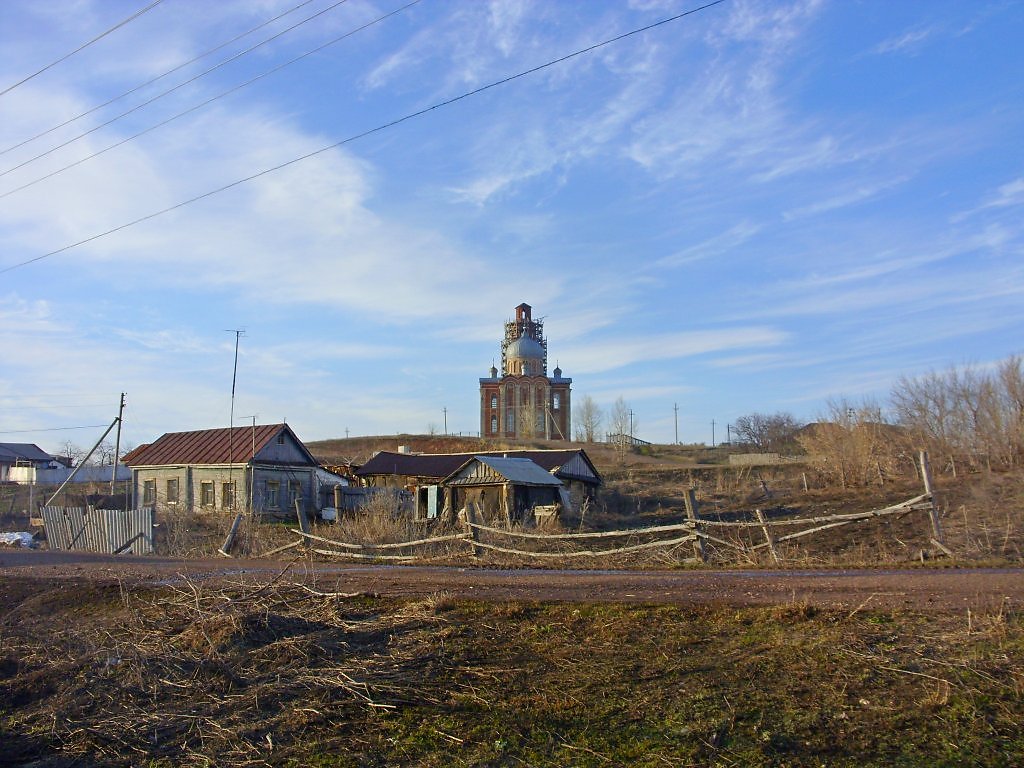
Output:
top-left (1, 548), bottom-right (1021, 611)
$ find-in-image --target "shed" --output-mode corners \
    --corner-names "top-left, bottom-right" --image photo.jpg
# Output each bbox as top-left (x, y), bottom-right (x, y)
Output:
top-left (441, 456), bottom-right (564, 525)
top-left (356, 448), bottom-right (601, 518)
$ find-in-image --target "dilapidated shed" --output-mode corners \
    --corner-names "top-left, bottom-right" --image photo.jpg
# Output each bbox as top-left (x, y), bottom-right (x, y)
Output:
top-left (355, 447), bottom-right (601, 518)
top-left (442, 456), bottom-right (565, 525)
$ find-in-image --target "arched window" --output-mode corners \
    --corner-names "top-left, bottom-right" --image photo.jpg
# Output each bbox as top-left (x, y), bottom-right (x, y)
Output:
top-left (490, 394), bottom-right (498, 409)
top-left (553, 393), bottom-right (561, 410)
top-left (490, 415), bottom-right (498, 433)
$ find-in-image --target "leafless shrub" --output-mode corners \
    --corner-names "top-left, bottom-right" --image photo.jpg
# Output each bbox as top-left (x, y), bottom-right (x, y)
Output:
top-left (797, 399), bottom-right (910, 488)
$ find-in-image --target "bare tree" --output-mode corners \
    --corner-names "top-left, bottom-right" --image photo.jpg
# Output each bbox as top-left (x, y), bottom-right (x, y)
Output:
top-left (892, 356), bottom-right (1024, 470)
top-left (798, 399), bottom-right (907, 488)
top-left (732, 412), bottom-right (801, 452)
top-left (573, 395), bottom-right (603, 442)
top-left (608, 397), bottom-right (632, 464)
top-left (58, 440), bottom-right (85, 466)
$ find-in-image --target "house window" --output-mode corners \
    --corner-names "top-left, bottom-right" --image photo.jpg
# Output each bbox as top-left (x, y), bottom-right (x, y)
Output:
top-left (266, 480), bottom-right (280, 508)
top-left (490, 415), bottom-right (498, 433)
top-left (289, 481), bottom-right (301, 509)
top-left (553, 393), bottom-right (560, 411)
top-left (277, 434), bottom-right (285, 445)
top-left (166, 478), bottom-right (179, 504)
top-left (142, 480), bottom-right (155, 505)
top-left (222, 482), bottom-right (236, 509)
top-left (490, 395), bottom-right (498, 409)
top-left (200, 482), bottom-right (214, 507)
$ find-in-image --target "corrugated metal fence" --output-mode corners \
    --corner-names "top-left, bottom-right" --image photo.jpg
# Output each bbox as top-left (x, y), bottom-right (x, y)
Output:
top-left (41, 506), bottom-right (155, 555)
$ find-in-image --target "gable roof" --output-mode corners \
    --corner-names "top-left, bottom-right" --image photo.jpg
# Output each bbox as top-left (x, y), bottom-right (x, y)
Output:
top-left (0, 443), bottom-right (53, 464)
top-left (356, 448), bottom-right (601, 485)
top-left (123, 424), bottom-right (318, 467)
top-left (444, 456), bottom-right (565, 487)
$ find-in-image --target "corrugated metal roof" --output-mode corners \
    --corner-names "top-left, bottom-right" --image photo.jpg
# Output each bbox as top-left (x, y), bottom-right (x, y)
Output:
top-left (124, 424), bottom-right (314, 467)
top-left (0, 443), bottom-right (53, 463)
top-left (471, 456), bottom-right (564, 485)
top-left (356, 448), bottom-right (601, 484)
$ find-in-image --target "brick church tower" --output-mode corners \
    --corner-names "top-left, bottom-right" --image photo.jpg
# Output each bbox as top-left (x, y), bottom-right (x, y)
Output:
top-left (480, 303), bottom-right (571, 440)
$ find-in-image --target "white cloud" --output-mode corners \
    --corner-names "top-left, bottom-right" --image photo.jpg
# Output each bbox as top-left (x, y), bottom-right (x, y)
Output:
top-left (562, 326), bottom-right (788, 374)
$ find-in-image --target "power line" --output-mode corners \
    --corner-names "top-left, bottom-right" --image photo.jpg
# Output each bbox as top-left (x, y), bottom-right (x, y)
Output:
top-left (1, 0), bottom-right (422, 200)
top-left (0, 0), bottom-right (166, 98)
top-left (0, 0), bottom-right (727, 276)
top-left (0, 0), bottom-right (321, 158)
top-left (0, 0), bottom-right (354, 180)
top-left (0, 424), bottom-right (109, 435)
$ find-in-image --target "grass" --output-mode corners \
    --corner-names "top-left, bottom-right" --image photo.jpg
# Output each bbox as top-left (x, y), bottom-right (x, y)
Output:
top-left (1, 575), bottom-right (1022, 767)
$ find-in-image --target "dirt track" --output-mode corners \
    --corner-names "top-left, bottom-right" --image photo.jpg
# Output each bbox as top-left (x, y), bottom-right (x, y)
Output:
top-left (2, 548), bottom-right (1022, 611)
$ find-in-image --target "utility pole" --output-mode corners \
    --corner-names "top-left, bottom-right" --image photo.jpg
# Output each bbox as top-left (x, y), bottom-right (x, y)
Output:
top-left (727, 423), bottom-right (732, 444)
top-left (442, 407), bottom-right (448, 436)
top-left (109, 392), bottom-right (125, 495)
top-left (345, 427), bottom-right (350, 439)
top-left (674, 403), bottom-right (679, 445)
top-left (227, 330), bottom-right (244, 509)
top-left (711, 419), bottom-right (716, 448)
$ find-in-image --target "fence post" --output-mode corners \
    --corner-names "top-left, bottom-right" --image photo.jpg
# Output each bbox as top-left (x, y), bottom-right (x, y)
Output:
top-left (756, 508), bottom-right (780, 564)
top-left (684, 486), bottom-right (706, 563)
top-left (295, 499), bottom-right (312, 553)
top-left (919, 450), bottom-right (944, 544)
top-left (463, 502), bottom-right (483, 558)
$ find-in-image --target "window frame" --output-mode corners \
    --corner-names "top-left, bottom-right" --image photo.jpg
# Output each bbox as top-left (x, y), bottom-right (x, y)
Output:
top-left (200, 481), bottom-right (215, 507)
top-left (222, 481), bottom-right (235, 510)
top-left (166, 477), bottom-right (179, 504)
top-left (266, 480), bottom-right (280, 509)
top-left (142, 479), bottom-right (155, 505)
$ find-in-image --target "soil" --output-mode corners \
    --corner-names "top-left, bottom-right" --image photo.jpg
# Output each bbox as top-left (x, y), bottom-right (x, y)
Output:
top-left (1, 548), bottom-right (1020, 612)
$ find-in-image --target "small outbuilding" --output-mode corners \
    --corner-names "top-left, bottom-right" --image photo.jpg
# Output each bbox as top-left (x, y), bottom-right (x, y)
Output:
top-left (442, 456), bottom-right (565, 525)
top-left (356, 447), bottom-right (601, 519)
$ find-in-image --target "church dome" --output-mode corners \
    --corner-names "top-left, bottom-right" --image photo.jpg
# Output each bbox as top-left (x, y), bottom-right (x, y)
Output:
top-left (506, 335), bottom-right (545, 376)
top-left (507, 335), bottom-right (545, 361)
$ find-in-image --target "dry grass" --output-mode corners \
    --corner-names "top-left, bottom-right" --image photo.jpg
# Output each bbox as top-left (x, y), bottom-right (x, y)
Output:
top-left (1, 574), bottom-right (1023, 767)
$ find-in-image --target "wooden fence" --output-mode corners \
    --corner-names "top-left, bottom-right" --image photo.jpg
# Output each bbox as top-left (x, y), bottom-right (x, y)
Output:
top-left (276, 451), bottom-right (947, 565)
top-left (42, 506), bottom-right (155, 555)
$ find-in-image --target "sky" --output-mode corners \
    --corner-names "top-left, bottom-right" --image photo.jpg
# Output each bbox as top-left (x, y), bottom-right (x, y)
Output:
top-left (1, 0), bottom-right (1022, 452)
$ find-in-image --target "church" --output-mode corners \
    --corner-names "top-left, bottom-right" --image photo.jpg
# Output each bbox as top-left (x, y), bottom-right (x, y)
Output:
top-left (479, 303), bottom-right (571, 441)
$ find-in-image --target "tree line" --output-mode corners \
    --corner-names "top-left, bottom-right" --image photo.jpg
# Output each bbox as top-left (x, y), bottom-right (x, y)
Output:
top-left (574, 354), bottom-right (1024, 485)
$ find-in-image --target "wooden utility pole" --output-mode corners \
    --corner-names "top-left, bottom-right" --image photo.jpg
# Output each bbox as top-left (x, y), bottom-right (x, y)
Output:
top-left (674, 403), bottom-right (679, 445)
top-left (109, 392), bottom-right (125, 495)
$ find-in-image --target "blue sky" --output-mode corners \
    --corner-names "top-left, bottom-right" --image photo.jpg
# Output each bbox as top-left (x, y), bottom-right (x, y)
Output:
top-left (1, 0), bottom-right (1022, 451)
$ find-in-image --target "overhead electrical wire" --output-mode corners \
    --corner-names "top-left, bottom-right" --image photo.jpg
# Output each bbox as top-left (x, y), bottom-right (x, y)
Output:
top-left (0, 0), bottom-right (354, 180)
top-left (0, 0), bottom-right (166, 98)
top-left (0, 0), bottom-right (422, 200)
top-left (0, 0), bottom-right (321, 158)
top-left (0, 424), bottom-right (109, 435)
top-left (0, 0), bottom-right (727, 276)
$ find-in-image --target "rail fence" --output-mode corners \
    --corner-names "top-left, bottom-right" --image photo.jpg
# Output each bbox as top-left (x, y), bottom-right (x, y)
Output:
top-left (253, 451), bottom-right (948, 565)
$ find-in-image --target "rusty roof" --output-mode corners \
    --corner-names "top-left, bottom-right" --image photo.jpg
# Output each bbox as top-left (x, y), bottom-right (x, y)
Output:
top-left (123, 424), bottom-right (315, 467)
top-left (356, 448), bottom-right (601, 484)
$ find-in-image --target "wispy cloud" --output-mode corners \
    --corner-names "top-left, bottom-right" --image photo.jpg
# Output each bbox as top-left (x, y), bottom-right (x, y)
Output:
top-left (871, 25), bottom-right (936, 56)
top-left (562, 326), bottom-right (788, 374)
